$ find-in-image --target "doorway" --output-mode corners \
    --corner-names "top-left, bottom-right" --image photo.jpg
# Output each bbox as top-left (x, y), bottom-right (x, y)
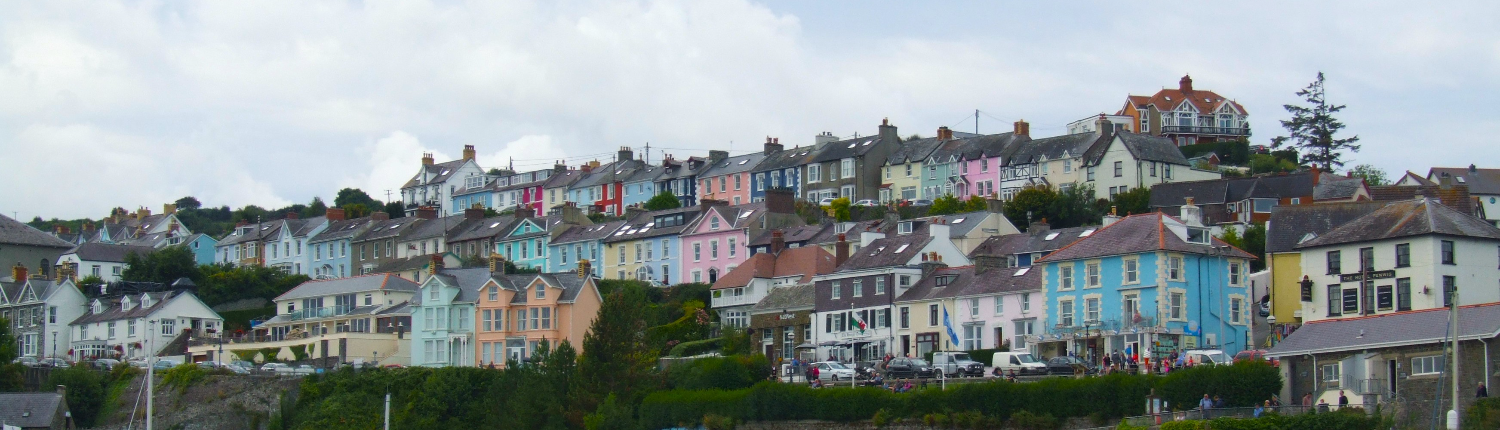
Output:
top-left (1387, 359), bottom-right (1398, 395)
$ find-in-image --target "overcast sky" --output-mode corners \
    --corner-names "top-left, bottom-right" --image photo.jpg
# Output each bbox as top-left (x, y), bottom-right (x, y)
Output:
top-left (4, 0), bottom-right (1497, 220)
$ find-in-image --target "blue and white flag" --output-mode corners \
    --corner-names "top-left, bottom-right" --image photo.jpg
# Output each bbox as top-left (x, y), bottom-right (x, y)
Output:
top-left (942, 305), bottom-right (961, 347)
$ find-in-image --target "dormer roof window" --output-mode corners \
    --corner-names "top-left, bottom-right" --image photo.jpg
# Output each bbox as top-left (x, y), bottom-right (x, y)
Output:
top-left (91, 300), bottom-right (102, 314)
top-left (1186, 227), bottom-right (1211, 245)
top-left (898, 222), bottom-right (914, 235)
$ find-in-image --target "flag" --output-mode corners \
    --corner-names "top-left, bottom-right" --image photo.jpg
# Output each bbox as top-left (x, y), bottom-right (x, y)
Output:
top-left (851, 310), bottom-right (868, 334)
top-left (942, 305), bottom-right (960, 347)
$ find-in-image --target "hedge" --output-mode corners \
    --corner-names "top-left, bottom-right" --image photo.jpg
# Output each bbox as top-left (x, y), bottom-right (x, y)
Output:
top-left (1162, 409), bottom-right (1379, 430)
top-left (667, 338), bottom-right (721, 357)
top-left (640, 362), bottom-right (1280, 429)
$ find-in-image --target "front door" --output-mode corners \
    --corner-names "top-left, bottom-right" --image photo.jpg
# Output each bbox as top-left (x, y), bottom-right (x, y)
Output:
top-left (1387, 359), bottom-right (1398, 395)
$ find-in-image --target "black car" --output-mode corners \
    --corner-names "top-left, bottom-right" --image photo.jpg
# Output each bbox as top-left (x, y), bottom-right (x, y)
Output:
top-left (1045, 356), bottom-right (1098, 376)
top-left (884, 357), bottom-right (936, 379)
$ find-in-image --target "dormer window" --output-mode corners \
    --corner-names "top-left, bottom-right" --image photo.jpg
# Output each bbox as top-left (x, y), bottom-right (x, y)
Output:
top-left (140, 294), bottom-right (153, 308)
top-left (91, 301), bottom-right (102, 314)
top-left (935, 275), bottom-right (956, 286)
top-left (898, 222), bottom-right (913, 235)
top-left (1187, 227), bottom-right (1210, 245)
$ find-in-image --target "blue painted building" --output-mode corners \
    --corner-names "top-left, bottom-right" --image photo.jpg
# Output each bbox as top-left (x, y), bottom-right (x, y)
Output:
top-left (495, 215), bottom-right (552, 271)
top-left (1032, 208), bottom-right (1255, 363)
top-left (749, 141), bottom-right (814, 202)
top-left (410, 267), bottom-right (489, 367)
top-left (179, 233), bottom-right (220, 265)
top-left (546, 220), bottom-right (623, 278)
top-left (307, 214), bottom-right (378, 279)
top-left (621, 164), bottom-right (664, 209)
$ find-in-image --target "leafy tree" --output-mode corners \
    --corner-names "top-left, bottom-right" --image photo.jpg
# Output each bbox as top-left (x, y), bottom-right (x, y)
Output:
top-left (574, 287), bottom-right (662, 417)
top-left (195, 264), bottom-right (310, 307)
top-left (1003, 186), bottom-right (1057, 231)
top-left (962, 195), bottom-right (988, 213)
top-left (1241, 223), bottom-right (1267, 271)
top-left (583, 393), bottom-right (637, 430)
top-left (121, 246), bottom-right (200, 284)
top-left (905, 134), bottom-right (923, 141)
top-left (488, 168), bottom-right (506, 176)
top-left (1272, 72), bottom-right (1360, 170)
top-left (1047, 184), bottom-right (1101, 229)
top-left (305, 197), bottom-right (329, 218)
top-left (1346, 164), bottom-right (1389, 186)
top-left (174, 196), bottom-right (203, 210)
top-left (643, 191), bottom-right (682, 211)
top-left (334, 188), bottom-right (382, 209)
top-left (49, 365), bottom-right (106, 427)
top-left (0, 317), bottom-right (22, 391)
top-left (384, 201), bottom-right (406, 219)
top-left (232, 205), bottom-right (269, 223)
top-left (77, 275), bottom-right (105, 290)
top-left (828, 197), bottom-right (852, 222)
top-left (1106, 187), bottom-right (1151, 216)
top-left (927, 194), bottom-right (962, 216)
top-left (342, 203), bottom-right (371, 219)
top-left (1249, 154), bottom-right (1298, 175)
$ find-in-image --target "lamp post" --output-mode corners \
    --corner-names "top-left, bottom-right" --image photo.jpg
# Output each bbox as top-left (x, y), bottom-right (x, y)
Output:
top-left (51, 331), bottom-right (57, 359)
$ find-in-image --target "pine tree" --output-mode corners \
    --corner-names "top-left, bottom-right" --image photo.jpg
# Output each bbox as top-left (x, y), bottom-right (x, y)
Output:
top-left (1272, 72), bottom-right (1360, 170)
top-left (573, 288), bottom-right (661, 418)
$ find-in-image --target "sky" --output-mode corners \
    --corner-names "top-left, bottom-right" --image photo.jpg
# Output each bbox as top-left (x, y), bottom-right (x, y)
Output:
top-left (3, 0), bottom-right (1498, 220)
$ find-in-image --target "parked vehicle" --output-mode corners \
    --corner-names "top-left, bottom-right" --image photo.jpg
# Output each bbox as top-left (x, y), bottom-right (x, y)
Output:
top-left (1233, 349), bottom-right (1280, 367)
top-left (991, 352), bottom-right (1048, 375)
top-left (293, 365), bottom-right (317, 375)
top-left (91, 359), bottom-right (121, 370)
top-left (128, 359), bottom-right (148, 369)
top-left (1184, 349), bottom-right (1231, 366)
top-left (231, 360), bottom-right (256, 370)
top-left (261, 363), bottom-right (290, 373)
top-left (1044, 356), bottom-right (1097, 376)
top-left (13, 357), bottom-right (38, 367)
top-left (817, 197), bottom-right (836, 207)
top-left (152, 358), bottom-right (182, 371)
top-left (883, 357), bottom-right (936, 379)
top-left (221, 363), bottom-right (251, 375)
top-left (907, 199), bottom-right (934, 207)
top-left (810, 361), bottom-right (856, 381)
top-left (853, 199), bottom-right (880, 207)
top-left (38, 358), bottom-right (69, 368)
top-left (1258, 301), bottom-right (1270, 318)
top-left (930, 352), bottom-right (984, 377)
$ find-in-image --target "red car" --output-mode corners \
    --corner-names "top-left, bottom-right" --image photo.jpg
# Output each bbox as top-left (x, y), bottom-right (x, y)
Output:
top-left (1233, 350), bottom-right (1279, 367)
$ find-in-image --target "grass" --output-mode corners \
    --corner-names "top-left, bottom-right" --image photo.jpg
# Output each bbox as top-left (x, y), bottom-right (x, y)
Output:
top-left (96, 372), bottom-right (137, 424)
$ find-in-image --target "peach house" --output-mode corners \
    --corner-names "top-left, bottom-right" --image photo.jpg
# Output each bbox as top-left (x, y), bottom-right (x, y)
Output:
top-left (473, 255), bottom-right (602, 367)
top-left (678, 191), bottom-right (803, 284)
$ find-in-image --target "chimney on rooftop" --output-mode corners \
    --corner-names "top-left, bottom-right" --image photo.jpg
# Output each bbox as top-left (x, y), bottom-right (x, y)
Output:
top-left (1102, 206), bottom-right (1121, 228)
top-left (285, 211), bottom-right (299, 220)
top-left (1095, 114), bottom-right (1114, 136)
top-left (163, 204), bottom-right (177, 215)
top-left (1028, 219), bottom-right (1051, 234)
top-left (937, 126), bottom-right (952, 140)
top-left (764, 137), bottom-right (784, 155)
top-left (10, 263), bottom-right (27, 283)
top-left (815, 132), bottom-right (838, 145)
top-left (920, 252), bottom-right (947, 279)
top-left (1013, 119), bottom-right (1029, 137)
top-left (765, 187), bottom-right (795, 214)
top-left (835, 233), bottom-right (850, 267)
top-left (371, 211), bottom-right (390, 221)
top-left (464, 204), bottom-right (486, 220)
top-left (617, 146), bottom-right (634, 162)
top-left (422, 152), bottom-right (435, 166)
top-left (415, 206), bottom-right (438, 220)
top-left (770, 230), bottom-right (787, 255)
top-left (429, 254), bottom-right (443, 277)
top-left (1179, 74), bottom-right (1194, 93)
top-left (1440, 172), bottom-right (1453, 187)
top-left (462, 145), bottom-right (476, 161)
top-left (554, 161), bottom-right (568, 174)
top-left (325, 207), bottom-right (346, 222)
top-left (488, 253), bottom-right (506, 274)
top-left (516, 205), bottom-right (535, 219)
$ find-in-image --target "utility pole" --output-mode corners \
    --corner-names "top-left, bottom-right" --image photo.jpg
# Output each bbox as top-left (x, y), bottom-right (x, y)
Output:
top-left (644, 142), bottom-right (650, 164)
top-left (384, 390), bottom-right (391, 430)
top-left (975, 109), bottom-right (980, 135)
top-left (146, 319), bottom-right (155, 430)
top-left (1448, 290), bottom-right (1460, 430)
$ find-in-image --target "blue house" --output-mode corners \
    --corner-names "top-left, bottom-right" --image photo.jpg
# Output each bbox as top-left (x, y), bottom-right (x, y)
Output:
top-left (179, 233), bottom-right (220, 265)
top-left (410, 267), bottom-right (489, 367)
top-left (621, 164), bottom-right (664, 209)
top-left (547, 220), bottom-right (624, 277)
top-left (495, 213), bottom-right (552, 271)
top-left (1032, 207), bottom-right (1255, 363)
top-left (749, 143), bottom-right (813, 202)
top-left (307, 213), bottom-right (378, 279)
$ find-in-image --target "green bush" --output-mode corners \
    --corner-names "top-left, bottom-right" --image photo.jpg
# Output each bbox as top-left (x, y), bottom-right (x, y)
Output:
top-left (702, 413), bottom-right (736, 430)
top-left (1156, 362), bottom-right (1281, 408)
top-left (289, 344), bottom-right (309, 361)
top-left (162, 362), bottom-right (208, 392)
top-left (259, 347), bottom-right (281, 363)
top-left (1156, 409), bottom-right (1380, 430)
top-left (667, 355), bottom-right (771, 390)
top-left (49, 365), bottom-right (106, 427)
top-left (1008, 410), bottom-right (1058, 430)
top-left (1467, 397), bottom-right (1500, 430)
top-left (107, 361), bottom-right (142, 384)
top-left (1116, 418), bottom-right (1148, 430)
top-left (667, 338), bottom-right (721, 357)
top-left (1159, 420), bottom-right (1202, 430)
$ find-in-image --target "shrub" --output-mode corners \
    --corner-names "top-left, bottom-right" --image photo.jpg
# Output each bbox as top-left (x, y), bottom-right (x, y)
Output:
top-left (1466, 398), bottom-right (1500, 430)
top-left (702, 414), bottom-right (736, 430)
top-left (1156, 362), bottom-right (1281, 408)
top-left (162, 362), bottom-right (208, 392)
top-left (1116, 418), bottom-right (1148, 430)
top-left (258, 347), bottom-right (281, 362)
top-left (1008, 410), bottom-right (1058, 430)
top-left (48, 365), bottom-right (106, 427)
top-left (289, 344), bottom-right (309, 361)
top-left (667, 338), bottom-right (721, 357)
top-left (667, 355), bottom-right (771, 390)
top-left (1159, 420), bottom-right (1202, 430)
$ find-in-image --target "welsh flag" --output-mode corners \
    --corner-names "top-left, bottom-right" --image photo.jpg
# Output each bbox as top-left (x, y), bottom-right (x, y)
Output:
top-left (851, 311), bottom-right (868, 334)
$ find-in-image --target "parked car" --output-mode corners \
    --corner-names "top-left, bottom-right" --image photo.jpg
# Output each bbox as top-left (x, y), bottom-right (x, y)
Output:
top-left (991, 352), bottom-right (1048, 375)
top-left (293, 365), bottom-right (317, 375)
top-left (1233, 349), bottom-right (1280, 367)
top-left (231, 360), bottom-right (256, 370)
top-left (1045, 356), bottom-right (1098, 376)
top-left (1184, 349), bottom-right (1231, 366)
top-left (853, 199), bottom-right (880, 207)
top-left (907, 199), bottom-right (933, 207)
top-left (13, 357), bottom-right (38, 367)
top-left (261, 363), bottom-right (290, 373)
top-left (1258, 301), bottom-right (1270, 318)
top-left (152, 358), bottom-right (183, 371)
top-left (38, 358), bottom-right (69, 368)
top-left (128, 359), bottom-right (149, 369)
top-left (91, 359), bottom-right (121, 370)
top-left (817, 197), bottom-right (836, 207)
top-left (930, 352), bottom-right (984, 377)
top-left (810, 361), bottom-right (856, 381)
top-left (883, 357), bottom-right (936, 379)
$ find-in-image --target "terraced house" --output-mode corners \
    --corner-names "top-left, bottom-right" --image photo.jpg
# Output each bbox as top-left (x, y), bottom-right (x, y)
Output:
top-left (879, 134), bottom-right (944, 203)
top-left (401, 145), bottom-right (487, 217)
top-left (493, 206), bottom-right (588, 271)
top-left (1033, 203), bottom-right (1255, 361)
top-left (679, 193), bottom-right (803, 286)
top-left (473, 256), bottom-right (602, 366)
top-left (547, 219), bottom-right (623, 278)
top-left (603, 205), bottom-right (705, 284)
top-left (960, 223), bottom-right (1096, 355)
top-left (749, 136), bottom-right (820, 203)
top-left (307, 208), bottom-right (377, 279)
top-left (697, 150), bottom-right (766, 206)
top-left (262, 214), bottom-right (329, 276)
top-left (568, 148), bottom-right (646, 216)
top-left (450, 165), bottom-right (560, 214)
top-left (409, 264), bottom-right (488, 367)
top-left (800, 119), bottom-right (902, 202)
top-left (0, 271), bottom-right (87, 360)
top-left (214, 274), bottom-right (417, 365)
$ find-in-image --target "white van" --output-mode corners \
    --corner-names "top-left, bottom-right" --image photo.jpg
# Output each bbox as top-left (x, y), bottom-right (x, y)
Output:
top-left (991, 352), bottom-right (1048, 375)
top-left (1184, 349), bottom-right (1231, 366)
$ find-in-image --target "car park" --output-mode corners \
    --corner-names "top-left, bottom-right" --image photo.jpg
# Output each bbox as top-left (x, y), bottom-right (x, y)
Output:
top-left (991, 352), bottom-right (1048, 375)
top-left (810, 361), bottom-right (856, 381)
top-left (883, 357), bottom-right (936, 379)
top-left (930, 352), bottom-right (985, 377)
top-left (1044, 356), bottom-right (1097, 376)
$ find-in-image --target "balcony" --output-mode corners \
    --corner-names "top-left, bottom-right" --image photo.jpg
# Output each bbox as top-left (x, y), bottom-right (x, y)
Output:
top-left (286, 305), bottom-right (359, 322)
top-left (711, 292), bottom-right (763, 308)
top-left (1161, 126), bottom-right (1251, 136)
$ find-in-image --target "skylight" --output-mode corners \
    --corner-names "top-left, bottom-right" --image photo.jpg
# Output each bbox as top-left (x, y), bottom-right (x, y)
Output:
top-left (738, 210), bottom-right (755, 219)
top-left (870, 246), bottom-right (886, 256)
top-left (489, 222), bottom-right (501, 228)
top-left (440, 169), bottom-right (450, 175)
top-left (1079, 229), bottom-right (1096, 237)
top-left (1044, 232), bottom-right (1060, 241)
top-left (894, 244), bottom-right (910, 253)
top-left (390, 224), bottom-right (401, 230)
top-left (644, 222), bottom-right (655, 227)
top-left (1458, 177), bottom-right (1467, 183)
top-left (1013, 268), bottom-right (1030, 277)
top-left (952, 218), bottom-right (966, 224)
top-left (862, 140), bottom-right (873, 146)
top-left (847, 143), bottom-right (857, 148)
top-left (613, 231), bottom-right (627, 237)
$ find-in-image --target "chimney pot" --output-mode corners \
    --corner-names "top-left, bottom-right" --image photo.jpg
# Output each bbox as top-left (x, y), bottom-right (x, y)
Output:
top-left (1013, 119), bottom-right (1030, 137)
top-left (325, 207), bottom-right (346, 222)
top-left (11, 264), bottom-right (28, 283)
top-left (770, 230), bottom-right (787, 255)
top-left (422, 152), bottom-right (435, 166)
top-left (462, 145), bottom-right (476, 161)
top-left (415, 206), bottom-right (438, 220)
top-left (1179, 74), bottom-right (1193, 93)
top-left (834, 233), bottom-right (850, 266)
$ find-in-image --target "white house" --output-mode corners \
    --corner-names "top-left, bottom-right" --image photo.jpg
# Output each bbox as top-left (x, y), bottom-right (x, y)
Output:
top-left (55, 243), bottom-right (156, 283)
top-left (0, 277), bottom-right (88, 360)
top-left (401, 145), bottom-right (487, 217)
top-left (69, 288), bottom-right (222, 360)
top-left (1295, 198), bottom-right (1500, 323)
top-left (1083, 132), bottom-right (1221, 200)
top-left (709, 237), bottom-right (837, 329)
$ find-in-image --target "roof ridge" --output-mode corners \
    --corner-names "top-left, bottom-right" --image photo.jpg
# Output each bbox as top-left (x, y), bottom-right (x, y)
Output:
top-left (1302, 301), bottom-right (1500, 325)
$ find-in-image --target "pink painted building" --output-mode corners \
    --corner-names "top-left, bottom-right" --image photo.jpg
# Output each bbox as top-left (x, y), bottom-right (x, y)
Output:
top-left (958, 124), bottom-right (1030, 198)
top-left (677, 191), bottom-right (803, 284)
top-left (698, 150), bottom-right (770, 206)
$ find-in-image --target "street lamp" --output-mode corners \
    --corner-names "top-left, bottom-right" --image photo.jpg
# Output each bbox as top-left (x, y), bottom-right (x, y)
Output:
top-left (51, 331), bottom-right (57, 359)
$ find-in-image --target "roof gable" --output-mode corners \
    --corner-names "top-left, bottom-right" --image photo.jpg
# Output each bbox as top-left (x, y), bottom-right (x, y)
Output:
top-left (1296, 198), bottom-right (1500, 249)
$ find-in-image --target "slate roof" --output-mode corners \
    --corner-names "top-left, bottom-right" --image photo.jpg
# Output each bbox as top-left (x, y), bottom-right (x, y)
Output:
top-left (63, 242), bottom-right (156, 263)
top-left (812, 134), bottom-right (889, 163)
top-left (71, 290), bottom-right (199, 325)
top-left (884, 137), bottom-right (943, 166)
top-left (401, 159), bottom-right (470, 189)
top-left (1006, 132), bottom-right (1104, 165)
top-left (923, 211), bottom-right (997, 238)
top-left (276, 274), bottom-right (419, 302)
top-left (0, 391), bottom-right (65, 428)
top-left (1264, 203), bottom-right (1386, 254)
top-left (699, 152), bottom-right (769, 179)
top-left (553, 220), bottom-right (626, 245)
top-left (838, 234), bottom-right (932, 271)
top-left (752, 144), bottom-right (823, 173)
top-left (401, 215), bottom-right (477, 242)
top-left (1314, 175), bottom-right (1366, 200)
top-left (447, 215), bottom-right (520, 243)
top-left (751, 283), bottom-right (816, 313)
top-left (691, 202), bottom-right (768, 233)
top-left (1295, 198), bottom-right (1500, 249)
top-left (1039, 213), bottom-right (1255, 262)
top-left (352, 217), bottom-right (419, 242)
top-left (711, 246), bottom-right (836, 290)
top-left (747, 224), bottom-right (833, 248)
top-left (603, 206), bottom-right (701, 243)
top-left (290, 217), bottom-right (328, 237)
top-left (1100, 132), bottom-right (1191, 165)
top-left (1266, 303), bottom-right (1500, 358)
top-left (369, 254), bottom-right (453, 274)
top-left (1428, 166), bottom-right (1500, 195)
top-left (1368, 185), bottom-right (1476, 216)
top-left (958, 132), bottom-right (1028, 160)
top-left (217, 221), bottom-right (284, 246)
top-left (0, 213), bottom-right (74, 248)
top-left (536, 272), bottom-right (594, 302)
top-left (309, 217), bottom-right (379, 243)
top-left (958, 264), bottom-right (1047, 298)
top-left (571, 160), bottom-right (647, 189)
top-left (417, 267), bottom-right (494, 304)
top-left (542, 169), bottom-right (586, 190)
top-left (895, 265), bottom-right (978, 303)
top-left (1149, 172), bottom-right (1329, 209)
top-left (968, 225), bottom-right (1097, 258)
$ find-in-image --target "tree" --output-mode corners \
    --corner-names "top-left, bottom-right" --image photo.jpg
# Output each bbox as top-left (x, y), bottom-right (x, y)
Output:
top-left (384, 202), bottom-right (406, 219)
top-left (305, 197), bottom-right (329, 218)
top-left (905, 134), bottom-right (924, 142)
top-left (49, 366), bottom-right (106, 427)
top-left (1003, 187), bottom-right (1058, 231)
top-left (1272, 72), bottom-right (1360, 171)
top-left (574, 287), bottom-right (661, 418)
top-left (1047, 184), bottom-right (1100, 229)
top-left (927, 194), bottom-right (963, 216)
top-left (1249, 154), bottom-right (1298, 175)
top-left (643, 191), bottom-right (681, 211)
top-left (828, 197), bottom-right (852, 222)
top-left (342, 203), bottom-right (371, 219)
top-left (121, 246), bottom-right (200, 285)
top-left (1346, 164), bottom-right (1389, 186)
top-left (334, 188), bottom-right (382, 209)
top-left (174, 196), bottom-right (203, 210)
top-left (962, 195), bottom-right (988, 213)
top-left (1106, 187), bottom-right (1152, 216)
top-left (0, 317), bottom-right (22, 391)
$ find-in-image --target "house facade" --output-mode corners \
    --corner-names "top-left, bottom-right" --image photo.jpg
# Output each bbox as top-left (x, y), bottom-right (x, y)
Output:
top-left (473, 264), bottom-right (602, 367)
top-left (409, 266), bottom-right (489, 367)
top-left (547, 220), bottom-right (623, 278)
top-left (1293, 198), bottom-right (1500, 324)
top-left (1263, 203), bottom-right (1385, 327)
top-left (750, 138), bottom-right (816, 203)
top-left (307, 209), bottom-right (377, 279)
top-left (264, 215), bottom-right (329, 276)
top-left (801, 119), bottom-right (901, 202)
top-left (70, 288), bottom-right (222, 360)
top-left (680, 193), bottom-right (804, 285)
top-left (214, 274), bottom-right (418, 365)
top-left (349, 213), bottom-right (413, 275)
top-left (710, 236), bottom-right (836, 330)
top-left (698, 151), bottom-right (766, 206)
top-left (0, 275), bottom-right (87, 360)
top-left (602, 206), bottom-right (703, 284)
top-left (880, 135), bottom-right (945, 203)
top-left (1117, 75), bottom-right (1250, 146)
top-left (401, 145), bottom-right (487, 217)
top-left (55, 243), bottom-right (154, 282)
top-left (1426, 165), bottom-right (1500, 224)
top-left (1, 214), bottom-right (91, 283)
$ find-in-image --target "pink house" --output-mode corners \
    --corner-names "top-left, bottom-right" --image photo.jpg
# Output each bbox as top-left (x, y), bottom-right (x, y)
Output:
top-left (697, 150), bottom-right (770, 206)
top-left (678, 191), bottom-right (803, 284)
top-left (959, 123), bottom-right (1031, 198)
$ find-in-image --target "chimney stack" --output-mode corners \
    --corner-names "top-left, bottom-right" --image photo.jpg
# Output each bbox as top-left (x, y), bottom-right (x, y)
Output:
top-left (937, 126), bottom-right (952, 140)
top-left (285, 211), bottom-right (299, 220)
top-left (765, 187), bottom-right (795, 214)
top-left (708, 150), bottom-right (729, 164)
top-left (415, 206), bottom-right (438, 220)
top-left (1179, 74), bottom-right (1193, 93)
top-left (462, 145), bottom-right (476, 161)
top-left (985, 198), bottom-right (1004, 214)
top-left (325, 207), bottom-right (346, 222)
top-left (163, 203), bottom-right (177, 215)
top-left (1102, 206), bottom-right (1121, 227)
top-left (764, 137), bottom-right (784, 155)
top-left (1095, 114), bottom-right (1114, 136)
top-left (1028, 218), bottom-right (1051, 234)
top-left (464, 204), bottom-right (486, 220)
top-left (516, 205), bottom-right (535, 219)
top-left (974, 255), bottom-right (1006, 274)
top-left (488, 253), bottom-right (505, 274)
top-left (878, 117), bottom-right (898, 143)
top-left (554, 161), bottom-right (568, 174)
top-left (1181, 197), bottom-right (1203, 227)
top-left (11, 263), bottom-right (27, 283)
top-left (624, 205), bottom-right (648, 221)
top-left (920, 253), bottom-right (948, 279)
top-left (835, 233), bottom-right (850, 266)
top-left (1013, 119), bottom-right (1030, 137)
top-left (617, 146), bottom-right (634, 162)
top-left (770, 230), bottom-right (787, 255)
top-left (429, 254), bottom-right (444, 276)
top-left (371, 211), bottom-right (391, 221)
top-left (577, 259), bottom-right (592, 279)
top-left (422, 152), bottom-right (435, 166)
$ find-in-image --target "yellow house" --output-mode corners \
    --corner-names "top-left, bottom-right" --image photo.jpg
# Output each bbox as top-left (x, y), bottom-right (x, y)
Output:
top-left (880, 136), bottom-right (944, 202)
top-left (1265, 203), bottom-right (1385, 328)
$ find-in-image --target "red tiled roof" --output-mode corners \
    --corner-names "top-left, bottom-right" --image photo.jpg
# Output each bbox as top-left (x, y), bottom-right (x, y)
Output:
top-left (710, 246), bottom-right (836, 290)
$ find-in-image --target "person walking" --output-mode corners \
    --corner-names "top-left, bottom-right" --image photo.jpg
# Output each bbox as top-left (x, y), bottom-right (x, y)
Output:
top-left (1302, 392), bottom-right (1313, 407)
top-left (1199, 394), bottom-right (1213, 410)
top-left (1337, 390), bottom-right (1349, 408)
top-left (1253, 401), bottom-right (1266, 417)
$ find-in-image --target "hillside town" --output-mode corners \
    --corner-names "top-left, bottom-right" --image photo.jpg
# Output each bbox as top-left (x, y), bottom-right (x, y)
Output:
top-left (3, 71), bottom-right (1499, 429)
